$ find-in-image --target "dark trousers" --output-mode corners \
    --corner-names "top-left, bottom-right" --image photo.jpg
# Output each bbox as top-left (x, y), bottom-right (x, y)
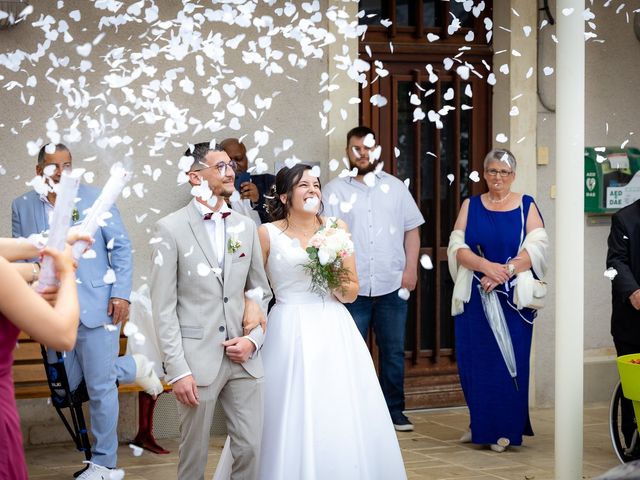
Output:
top-left (345, 289), bottom-right (408, 418)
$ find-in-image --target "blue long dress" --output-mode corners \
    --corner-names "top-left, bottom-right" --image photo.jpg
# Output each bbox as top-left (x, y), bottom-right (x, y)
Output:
top-left (455, 194), bottom-right (540, 446)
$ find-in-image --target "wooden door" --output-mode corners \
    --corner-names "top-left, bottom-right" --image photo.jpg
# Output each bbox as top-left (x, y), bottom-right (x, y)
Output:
top-left (359, 0), bottom-right (492, 408)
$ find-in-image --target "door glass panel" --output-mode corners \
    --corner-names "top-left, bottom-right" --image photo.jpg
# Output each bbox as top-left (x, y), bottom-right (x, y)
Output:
top-left (423, 0), bottom-right (439, 27)
top-left (450, 1), bottom-right (475, 28)
top-left (396, 0), bottom-right (414, 26)
top-left (359, 0), bottom-right (385, 24)
top-left (420, 265), bottom-right (436, 350)
top-left (420, 84), bottom-right (435, 248)
top-left (460, 82), bottom-right (472, 199)
top-left (440, 264), bottom-right (455, 349)
top-left (396, 81), bottom-right (415, 194)
top-left (439, 81), bottom-right (455, 246)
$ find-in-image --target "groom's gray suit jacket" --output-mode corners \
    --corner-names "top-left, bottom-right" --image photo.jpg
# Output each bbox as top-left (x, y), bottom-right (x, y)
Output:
top-left (150, 200), bottom-right (272, 386)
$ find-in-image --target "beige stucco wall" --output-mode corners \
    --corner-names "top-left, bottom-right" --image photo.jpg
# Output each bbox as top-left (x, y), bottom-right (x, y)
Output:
top-left (534, 2), bottom-right (640, 406)
top-left (0, 0), bottom-right (357, 445)
top-left (493, 1), bottom-right (640, 406)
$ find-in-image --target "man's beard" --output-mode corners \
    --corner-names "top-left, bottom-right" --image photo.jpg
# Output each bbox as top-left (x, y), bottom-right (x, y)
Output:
top-left (350, 159), bottom-right (381, 176)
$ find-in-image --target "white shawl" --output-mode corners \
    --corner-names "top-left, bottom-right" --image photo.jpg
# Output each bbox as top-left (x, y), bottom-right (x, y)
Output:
top-left (512, 227), bottom-right (549, 309)
top-left (447, 229), bottom-right (472, 316)
top-left (447, 227), bottom-right (549, 315)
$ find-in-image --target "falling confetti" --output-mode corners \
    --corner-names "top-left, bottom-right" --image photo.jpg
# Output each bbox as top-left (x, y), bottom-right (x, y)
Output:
top-left (604, 268), bottom-right (618, 280)
top-left (420, 254), bottom-right (433, 270)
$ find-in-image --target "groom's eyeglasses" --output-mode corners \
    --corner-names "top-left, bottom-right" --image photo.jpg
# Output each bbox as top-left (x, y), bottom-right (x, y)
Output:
top-left (198, 160), bottom-right (238, 175)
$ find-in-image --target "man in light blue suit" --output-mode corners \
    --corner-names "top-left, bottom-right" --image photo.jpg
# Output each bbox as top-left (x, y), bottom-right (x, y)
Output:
top-left (12, 144), bottom-right (161, 480)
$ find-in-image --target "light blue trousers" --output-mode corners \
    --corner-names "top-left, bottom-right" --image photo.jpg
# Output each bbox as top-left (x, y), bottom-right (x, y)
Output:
top-left (48, 323), bottom-right (136, 468)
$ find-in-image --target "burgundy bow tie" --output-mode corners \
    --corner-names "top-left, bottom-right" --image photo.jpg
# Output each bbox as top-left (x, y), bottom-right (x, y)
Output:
top-left (203, 211), bottom-right (231, 221)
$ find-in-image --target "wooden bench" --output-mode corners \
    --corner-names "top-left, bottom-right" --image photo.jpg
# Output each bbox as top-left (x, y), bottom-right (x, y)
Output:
top-left (12, 332), bottom-right (150, 399)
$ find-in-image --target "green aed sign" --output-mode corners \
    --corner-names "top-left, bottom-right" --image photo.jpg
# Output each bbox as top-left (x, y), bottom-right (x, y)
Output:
top-left (584, 147), bottom-right (640, 213)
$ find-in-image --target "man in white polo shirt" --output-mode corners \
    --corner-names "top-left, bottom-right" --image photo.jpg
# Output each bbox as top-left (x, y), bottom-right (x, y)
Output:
top-left (323, 126), bottom-right (424, 432)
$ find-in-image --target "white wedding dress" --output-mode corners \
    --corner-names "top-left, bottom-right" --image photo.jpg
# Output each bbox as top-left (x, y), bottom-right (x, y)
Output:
top-left (213, 223), bottom-right (406, 480)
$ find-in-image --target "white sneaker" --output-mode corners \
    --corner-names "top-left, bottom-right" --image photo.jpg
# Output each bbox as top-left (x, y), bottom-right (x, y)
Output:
top-left (76, 462), bottom-right (111, 480)
top-left (133, 354), bottom-right (163, 396)
top-left (459, 430), bottom-right (472, 443)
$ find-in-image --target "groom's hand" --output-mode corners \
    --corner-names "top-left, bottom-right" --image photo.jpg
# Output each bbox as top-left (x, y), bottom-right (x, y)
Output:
top-left (223, 337), bottom-right (256, 363)
top-left (173, 375), bottom-right (199, 407)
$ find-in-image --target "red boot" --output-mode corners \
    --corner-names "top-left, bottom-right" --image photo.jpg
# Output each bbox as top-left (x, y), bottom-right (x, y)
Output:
top-left (132, 391), bottom-right (170, 454)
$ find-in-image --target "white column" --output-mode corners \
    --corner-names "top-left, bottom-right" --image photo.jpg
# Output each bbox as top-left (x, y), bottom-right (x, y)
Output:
top-left (555, 2), bottom-right (585, 479)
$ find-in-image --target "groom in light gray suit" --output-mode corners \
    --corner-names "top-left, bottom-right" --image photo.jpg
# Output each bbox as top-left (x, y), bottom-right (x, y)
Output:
top-left (150, 143), bottom-right (271, 480)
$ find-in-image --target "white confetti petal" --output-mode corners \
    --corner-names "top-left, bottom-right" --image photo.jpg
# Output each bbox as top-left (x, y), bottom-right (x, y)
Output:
top-left (103, 269), bottom-right (116, 284)
top-left (543, 66), bottom-right (554, 76)
top-left (76, 43), bottom-right (92, 57)
top-left (420, 254), bottom-right (434, 270)
top-left (363, 172), bottom-right (376, 187)
top-left (398, 288), bottom-right (410, 300)
top-left (370, 94), bottom-right (388, 107)
top-left (245, 287), bottom-right (264, 303)
top-left (123, 322), bottom-right (139, 337)
top-left (469, 171), bottom-right (480, 182)
top-left (443, 88), bottom-right (454, 101)
top-left (303, 197), bottom-right (320, 211)
top-left (456, 65), bottom-right (470, 80)
top-left (447, 174), bottom-right (455, 185)
top-left (604, 268), bottom-right (618, 280)
top-left (197, 263), bottom-right (211, 277)
top-left (363, 134), bottom-right (376, 148)
top-left (496, 133), bottom-right (509, 143)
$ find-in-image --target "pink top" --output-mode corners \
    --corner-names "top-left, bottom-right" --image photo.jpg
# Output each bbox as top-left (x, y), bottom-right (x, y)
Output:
top-left (0, 314), bottom-right (28, 480)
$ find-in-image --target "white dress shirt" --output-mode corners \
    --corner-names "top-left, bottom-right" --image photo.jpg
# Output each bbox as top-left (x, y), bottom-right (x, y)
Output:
top-left (323, 171), bottom-right (425, 297)
top-left (193, 199), bottom-right (230, 267)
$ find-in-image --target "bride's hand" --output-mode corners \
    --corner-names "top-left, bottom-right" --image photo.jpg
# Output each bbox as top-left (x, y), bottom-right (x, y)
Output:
top-left (242, 298), bottom-right (266, 334)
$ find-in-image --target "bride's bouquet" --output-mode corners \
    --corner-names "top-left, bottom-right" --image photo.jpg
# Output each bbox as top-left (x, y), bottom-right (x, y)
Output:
top-left (303, 218), bottom-right (354, 296)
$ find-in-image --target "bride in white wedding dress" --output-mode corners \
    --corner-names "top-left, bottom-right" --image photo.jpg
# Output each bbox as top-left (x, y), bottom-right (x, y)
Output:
top-left (214, 164), bottom-right (406, 480)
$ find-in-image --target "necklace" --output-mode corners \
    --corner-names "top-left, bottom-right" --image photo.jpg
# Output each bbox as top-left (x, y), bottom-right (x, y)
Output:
top-left (287, 219), bottom-right (319, 237)
top-left (488, 192), bottom-right (511, 204)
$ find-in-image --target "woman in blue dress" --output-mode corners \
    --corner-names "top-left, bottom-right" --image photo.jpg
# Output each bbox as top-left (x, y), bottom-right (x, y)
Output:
top-left (448, 149), bottom-right (548, 452)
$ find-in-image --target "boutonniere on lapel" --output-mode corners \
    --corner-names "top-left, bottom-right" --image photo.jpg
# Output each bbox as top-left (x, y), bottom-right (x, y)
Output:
top-left (72, 208), bottom-right (80, 222)
top-left (227, 237), bottom-right (242, 254)
top-left (226, 221), bottom-right (247, 255)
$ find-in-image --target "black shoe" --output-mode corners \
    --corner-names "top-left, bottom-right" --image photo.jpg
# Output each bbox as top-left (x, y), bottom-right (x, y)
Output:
top-left (392, 413), bottom-right (414, 432)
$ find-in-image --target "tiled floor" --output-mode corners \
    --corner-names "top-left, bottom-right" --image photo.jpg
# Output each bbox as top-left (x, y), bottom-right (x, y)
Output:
top-left (26, 404), bottom-right (620, 479)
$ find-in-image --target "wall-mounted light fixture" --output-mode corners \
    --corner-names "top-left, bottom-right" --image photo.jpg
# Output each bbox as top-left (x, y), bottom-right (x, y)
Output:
top-left (0, 0), bottom-right (31, 30)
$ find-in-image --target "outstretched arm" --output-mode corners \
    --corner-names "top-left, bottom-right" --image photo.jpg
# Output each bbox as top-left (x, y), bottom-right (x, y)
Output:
top-left (0, 246), bottom-right (79, 351)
